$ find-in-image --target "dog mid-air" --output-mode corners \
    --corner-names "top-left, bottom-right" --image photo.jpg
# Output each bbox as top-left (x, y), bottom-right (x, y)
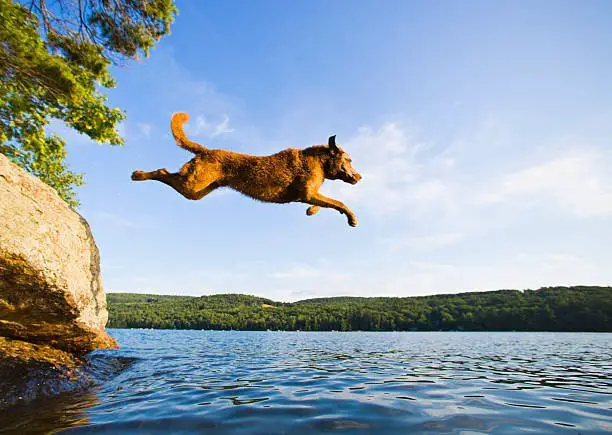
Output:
top-left (131, 113), bottom-right (362, 226)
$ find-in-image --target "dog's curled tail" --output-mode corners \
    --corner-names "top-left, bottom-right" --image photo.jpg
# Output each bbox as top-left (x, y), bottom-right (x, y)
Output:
top-left (171, 112), bottom-right (207, 154)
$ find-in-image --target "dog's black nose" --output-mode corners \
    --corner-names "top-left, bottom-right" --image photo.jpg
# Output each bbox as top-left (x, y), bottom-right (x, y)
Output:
top-left (350, 174), bottom-right (362, 184)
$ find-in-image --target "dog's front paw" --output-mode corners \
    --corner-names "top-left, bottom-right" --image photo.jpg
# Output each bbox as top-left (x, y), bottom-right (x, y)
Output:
top-left (131, 170), bottom-right (146, 181)
top-left (348, 215), bottom-right (358, 227)
top-left (306, 206), bottom-right (320, 216)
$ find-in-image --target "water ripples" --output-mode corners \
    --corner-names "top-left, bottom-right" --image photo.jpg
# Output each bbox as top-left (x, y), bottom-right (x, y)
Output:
top-left (1, 331), bottom-right (611, 434)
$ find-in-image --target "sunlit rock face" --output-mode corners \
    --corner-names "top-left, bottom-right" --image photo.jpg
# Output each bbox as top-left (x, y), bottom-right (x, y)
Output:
top-left (0, 153), bottom-right (117, 407)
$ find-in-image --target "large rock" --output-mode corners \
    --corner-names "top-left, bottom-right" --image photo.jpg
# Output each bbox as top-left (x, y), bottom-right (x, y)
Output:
top-left (0, 337), bottom-right (90, 408)
top-left (0, 153), bottom-right (117, 406)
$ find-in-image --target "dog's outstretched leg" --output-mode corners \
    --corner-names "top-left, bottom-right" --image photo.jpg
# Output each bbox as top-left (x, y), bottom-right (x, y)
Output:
top-left (304, 193), bottom-right (357, 227)
top-left (131, 169), bottom-right (218, 200)
top-left (131, 169), bottom-right (169, 180)
top-left (190, 182), bottom-right (221, 200)
top-left (306, 206), bottom-right (320, 216)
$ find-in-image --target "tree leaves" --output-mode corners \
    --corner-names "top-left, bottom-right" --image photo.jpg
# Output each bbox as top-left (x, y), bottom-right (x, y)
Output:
top-left (107, 287), bottom-right (612, 332)
top-left (0, 0), bottom-right (176, 206)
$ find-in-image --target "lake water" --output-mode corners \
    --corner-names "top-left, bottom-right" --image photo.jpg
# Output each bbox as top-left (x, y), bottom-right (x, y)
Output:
top-left (1, 330), bottom-right (611, 434)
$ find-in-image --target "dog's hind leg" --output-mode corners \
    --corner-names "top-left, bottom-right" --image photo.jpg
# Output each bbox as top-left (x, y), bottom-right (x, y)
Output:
top-left (304, 193), bottom-right (357, 227)
top-left (132, 169), bottom-right (217, 200)
top-left (190, 182), bottom-right (221, 200)
top-left (131, 169), bottom-right (170, 181)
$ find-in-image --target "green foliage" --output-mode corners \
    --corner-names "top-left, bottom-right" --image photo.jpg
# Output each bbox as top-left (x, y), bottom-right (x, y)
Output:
top-left (0, 0), bottom-right (176, 206)
top-left (107, 286), bottom-right (612, 332)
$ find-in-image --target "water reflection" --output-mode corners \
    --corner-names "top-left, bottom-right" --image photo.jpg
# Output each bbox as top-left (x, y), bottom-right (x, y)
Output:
top-left (0, 355), bottom-right (135, 434)
top-left (0, 390), bottom-right (99, 433)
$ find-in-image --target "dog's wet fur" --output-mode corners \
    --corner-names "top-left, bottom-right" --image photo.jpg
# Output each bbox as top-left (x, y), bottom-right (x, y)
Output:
top-left (131, 113), bottom-right (362, 227)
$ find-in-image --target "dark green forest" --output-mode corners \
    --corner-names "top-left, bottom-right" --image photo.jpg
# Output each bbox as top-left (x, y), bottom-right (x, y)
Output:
top-left (106, 286), bottom-right (612, 332)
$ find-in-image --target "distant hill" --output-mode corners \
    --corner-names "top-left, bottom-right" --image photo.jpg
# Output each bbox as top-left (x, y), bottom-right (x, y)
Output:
top-left (107, 286), bottom-right (612, 332)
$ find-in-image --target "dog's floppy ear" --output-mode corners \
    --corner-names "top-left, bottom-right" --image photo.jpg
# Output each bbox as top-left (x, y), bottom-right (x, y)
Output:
top-left (328, 135), bottom-right (340, 153)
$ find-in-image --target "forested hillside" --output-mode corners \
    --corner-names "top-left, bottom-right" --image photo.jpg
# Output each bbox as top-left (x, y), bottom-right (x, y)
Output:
top-left (107, 286), bottom-right (611, 332)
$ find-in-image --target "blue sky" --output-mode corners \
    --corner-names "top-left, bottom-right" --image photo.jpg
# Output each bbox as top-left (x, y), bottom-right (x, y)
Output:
top-left (59, 0), bottom-right (611, 300)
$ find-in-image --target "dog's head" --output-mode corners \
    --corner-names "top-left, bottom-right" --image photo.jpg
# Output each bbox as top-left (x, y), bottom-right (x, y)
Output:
top-left (324, 135), bottom-right (362, 184)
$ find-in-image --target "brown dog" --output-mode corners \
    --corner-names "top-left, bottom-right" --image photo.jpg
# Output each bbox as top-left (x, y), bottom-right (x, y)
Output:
top-left (131, 113), bottom-right (362, 226)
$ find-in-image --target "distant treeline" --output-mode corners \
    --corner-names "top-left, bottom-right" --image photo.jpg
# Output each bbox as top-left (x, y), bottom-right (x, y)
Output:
top-left (107, 286), bottom-right (612, 332)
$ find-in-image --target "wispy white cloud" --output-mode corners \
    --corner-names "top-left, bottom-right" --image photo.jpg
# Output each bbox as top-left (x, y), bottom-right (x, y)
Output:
top-left (189, 114), bottom-right (235, 138)
top-left (344, 252), bottom-right (610, 298)
top-left (85, 211), bottom-right (159, 230)
top-left (269, 263), bottom-right (321, 280)
top-left (90, 211), bottom-right (137, 228)
top-left (212, 114), bottom-right (235, 137)
top-left (137, 122), bottom-right (153, 138)
top-left (105, 267), bottom-right (250, 296)
top-left (384, 232), bottom-right (464, 252)
top-left (266, 261), bottom-right (353, 301)
top-left (325, 122), bottom-right (457, 216)
top-left (269, 262), bottom-right (350, 281)
top-left (327, 119), bottom-right (612, 225)
top-left (480, 148), bottom-right (612, 218)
